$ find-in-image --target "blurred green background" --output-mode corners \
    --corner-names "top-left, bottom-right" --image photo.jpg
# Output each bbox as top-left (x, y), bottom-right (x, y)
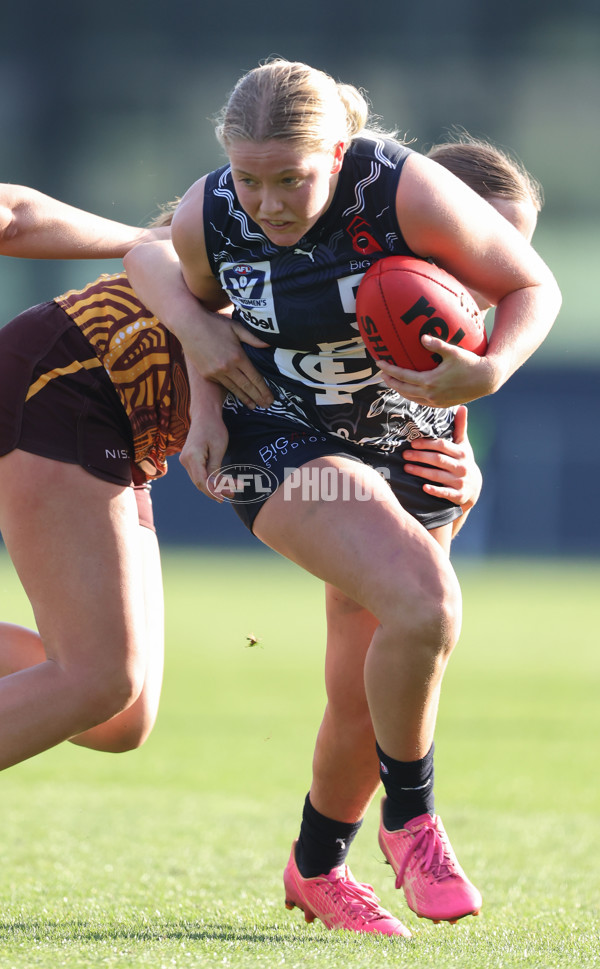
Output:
top-left (1, 0), bottom-right (599, 554)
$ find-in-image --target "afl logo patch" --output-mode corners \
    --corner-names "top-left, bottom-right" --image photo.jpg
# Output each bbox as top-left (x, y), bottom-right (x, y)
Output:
top-left (220, 259), bottom-right (280, 334)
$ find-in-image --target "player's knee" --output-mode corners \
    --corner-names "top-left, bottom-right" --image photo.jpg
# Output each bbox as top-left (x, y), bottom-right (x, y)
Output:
top-left (419, 573), bottom-right (461, 661)
top-left (69, 690), bottom-right (158, 753)
top-left (101, 714), bottom-right (157, 753)
top-left (76, 657), bottom-right (146, 728)
top-left (386, 561), bottom-right (462, 661)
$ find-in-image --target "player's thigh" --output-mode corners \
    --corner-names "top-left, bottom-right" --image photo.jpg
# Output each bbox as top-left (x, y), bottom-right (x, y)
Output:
top-left (135, 523), bottom-right (165, 713)
top-left (254, 456), bottom-right (458, 623)
top-left (0, 450), bottom-right (147, 677)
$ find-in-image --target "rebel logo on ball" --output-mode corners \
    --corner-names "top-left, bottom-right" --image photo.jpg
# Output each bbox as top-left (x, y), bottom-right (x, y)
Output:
top-left (356, 255), bottom-right (487, 371)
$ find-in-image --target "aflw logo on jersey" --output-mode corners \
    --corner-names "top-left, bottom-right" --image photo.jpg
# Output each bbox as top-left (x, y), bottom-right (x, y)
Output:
top-left (220, 261), bottom-right (280, 334)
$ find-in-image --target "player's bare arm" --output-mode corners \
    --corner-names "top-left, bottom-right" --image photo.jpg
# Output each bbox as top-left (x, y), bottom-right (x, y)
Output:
top-left (0, 183), bottom-right (169, 258)
top-left (390, 155), bottom-right (561, 406)
top-left (124, 228), bottom-right (273, 409)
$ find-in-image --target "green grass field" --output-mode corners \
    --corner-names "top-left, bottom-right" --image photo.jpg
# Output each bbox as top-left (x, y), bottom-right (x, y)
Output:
top-left (0, 548), bottom-right (598, 968)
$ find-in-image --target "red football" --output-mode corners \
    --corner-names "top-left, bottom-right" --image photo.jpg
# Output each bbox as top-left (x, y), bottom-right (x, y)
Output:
top-left (356, 255), bottom-right (487, 371)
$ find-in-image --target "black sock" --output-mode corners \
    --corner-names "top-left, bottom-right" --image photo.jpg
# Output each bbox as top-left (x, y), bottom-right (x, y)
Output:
top-left (376, 742), bottom-right (435, 830)
top-left (294, 793), bottom-right (363, 878)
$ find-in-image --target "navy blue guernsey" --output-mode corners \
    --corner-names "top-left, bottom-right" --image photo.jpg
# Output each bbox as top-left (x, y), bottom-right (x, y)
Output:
top-left (203, 135), bottom-right (455, 450)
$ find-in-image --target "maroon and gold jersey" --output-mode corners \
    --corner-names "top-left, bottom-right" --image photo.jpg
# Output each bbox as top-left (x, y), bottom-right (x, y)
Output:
top-left (55, 272), bottom-right (189, 479)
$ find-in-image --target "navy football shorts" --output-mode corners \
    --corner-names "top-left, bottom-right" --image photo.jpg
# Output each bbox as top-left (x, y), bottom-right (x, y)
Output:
top-left (219, 401), bottom-right (462, 534)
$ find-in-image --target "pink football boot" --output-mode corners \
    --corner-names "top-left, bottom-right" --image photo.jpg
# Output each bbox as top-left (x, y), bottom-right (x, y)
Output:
top-left (378, 801), bottom-right (482, 923)
top-left (284, 841), bottom-right (411, 937)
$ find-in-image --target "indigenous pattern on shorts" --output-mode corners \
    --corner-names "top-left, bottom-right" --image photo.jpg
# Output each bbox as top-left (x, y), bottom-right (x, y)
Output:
top-left (55, 273), bottom-right (190, 478)
top-left (203, 135), bottom-right (455, 452)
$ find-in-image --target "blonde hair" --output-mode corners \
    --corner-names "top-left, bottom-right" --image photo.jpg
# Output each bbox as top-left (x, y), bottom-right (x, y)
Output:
top-left (427, 133), bottom-right (544, 211)
top-left (146, 198), bottom-right (180, 228)
top-left (215, 59), bottom-right (369, 153)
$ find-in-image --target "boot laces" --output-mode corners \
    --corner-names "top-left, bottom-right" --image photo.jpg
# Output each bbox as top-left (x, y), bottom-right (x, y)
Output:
top-left (326, 868), bottom-right (391, 923)
top-left (397, 818), bottom-right (456, 886)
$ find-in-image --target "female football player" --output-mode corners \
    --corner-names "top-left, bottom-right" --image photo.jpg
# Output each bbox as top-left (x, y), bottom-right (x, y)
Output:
top-left (0, 189), bottom-right (179, 756)
top-left (287, 134), bottom-right (542, 935)
top-left (0, 176), bottom-right (274, 756)
top-left (123, 59), bottom-right (558, 937)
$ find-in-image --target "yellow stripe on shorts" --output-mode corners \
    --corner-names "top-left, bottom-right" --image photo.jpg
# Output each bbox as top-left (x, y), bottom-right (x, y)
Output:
top-left (25, 357), bottom-right (103, 402)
